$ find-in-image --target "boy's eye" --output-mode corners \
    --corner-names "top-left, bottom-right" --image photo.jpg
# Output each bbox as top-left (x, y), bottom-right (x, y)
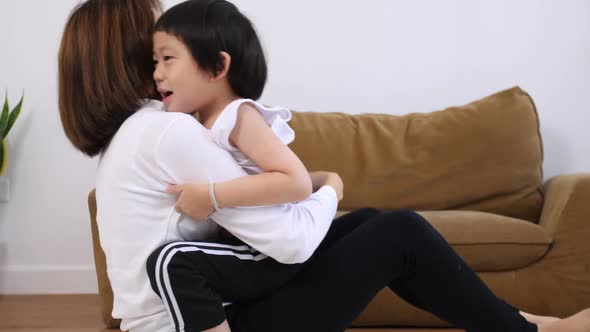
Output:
top-left (163, 56), bottom-right (173, 61)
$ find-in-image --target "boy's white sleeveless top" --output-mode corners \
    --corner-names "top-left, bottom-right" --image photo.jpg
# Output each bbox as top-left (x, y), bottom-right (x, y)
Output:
top-left (208, 98), bottom-right (295, 175)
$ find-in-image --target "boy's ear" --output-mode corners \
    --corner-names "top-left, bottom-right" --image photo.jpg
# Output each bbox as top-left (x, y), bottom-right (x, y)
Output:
top-left (212, 51), bottom-right (231, 80)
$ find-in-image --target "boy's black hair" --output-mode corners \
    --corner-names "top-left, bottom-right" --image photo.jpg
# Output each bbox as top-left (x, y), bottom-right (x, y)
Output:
top-left (155, 0), bottom-right (267, 100)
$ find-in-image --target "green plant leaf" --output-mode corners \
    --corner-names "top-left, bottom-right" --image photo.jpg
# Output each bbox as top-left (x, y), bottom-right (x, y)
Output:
top-left (0, 93), bottom-right (9, 138)
top-left (0, 140), bottom-right (5, 177)
top-left (2, 92), bottom-right (24, 139)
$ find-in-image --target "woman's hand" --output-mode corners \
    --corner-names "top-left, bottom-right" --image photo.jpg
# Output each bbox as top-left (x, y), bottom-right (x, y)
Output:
top-left (167, 183), bottom-right (215, 220)
top-left (309, 171), bottom-right (344, 201)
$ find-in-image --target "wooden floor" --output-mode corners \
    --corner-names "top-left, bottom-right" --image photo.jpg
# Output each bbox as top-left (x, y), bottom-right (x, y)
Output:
top-left (0, 294), bottom-right (462, 332)
top-left (0, 295), bottom-right (106, 332)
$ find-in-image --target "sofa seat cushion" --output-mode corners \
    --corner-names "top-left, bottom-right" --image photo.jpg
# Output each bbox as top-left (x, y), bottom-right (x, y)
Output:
top-left (336, 210), bottom-right (552, 271)
top-left (420, 210), bottom-right (552, 271)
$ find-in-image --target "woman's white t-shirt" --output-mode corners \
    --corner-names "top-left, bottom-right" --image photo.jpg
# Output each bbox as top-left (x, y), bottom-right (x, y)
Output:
top-left (95, 100), bottom-right (337, 332)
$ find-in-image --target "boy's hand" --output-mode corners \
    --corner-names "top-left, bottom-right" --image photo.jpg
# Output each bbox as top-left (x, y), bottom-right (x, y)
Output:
top-left (309, 171), bottom-right (331, 192)
top-left (167, 183), bottom-right (215, 220)
top-left (309, 171), bottom-right (344, 201)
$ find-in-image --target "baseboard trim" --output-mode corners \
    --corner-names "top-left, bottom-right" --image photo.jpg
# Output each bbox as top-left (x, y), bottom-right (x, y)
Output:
top-left (0, 265), bottom-right (99, 294)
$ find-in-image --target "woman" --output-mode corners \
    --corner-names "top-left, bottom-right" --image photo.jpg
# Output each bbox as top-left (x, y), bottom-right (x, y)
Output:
top-left (57, 1), bottom-right (589, 332)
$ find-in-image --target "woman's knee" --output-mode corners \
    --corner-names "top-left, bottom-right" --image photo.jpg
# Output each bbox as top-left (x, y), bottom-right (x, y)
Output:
top-left (373, 209), bottom-right (430, 237)
top-left (353, 207), bottom-right (382, 219)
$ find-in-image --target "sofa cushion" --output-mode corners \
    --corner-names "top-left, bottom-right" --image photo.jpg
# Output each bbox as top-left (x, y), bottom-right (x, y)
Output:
top-left (289, 86), bottom-right (544, 222)
top-left (335, 210), bottom-right (551, 271)
top-left (419, 210), bottom-right (552, 271)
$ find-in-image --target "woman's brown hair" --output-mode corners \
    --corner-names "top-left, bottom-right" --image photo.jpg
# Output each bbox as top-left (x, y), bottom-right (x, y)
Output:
top-left (58, 0), bottom-right (162, 157)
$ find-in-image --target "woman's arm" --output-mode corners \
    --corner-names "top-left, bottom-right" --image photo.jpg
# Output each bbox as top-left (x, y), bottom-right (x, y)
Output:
top-left (210, 179), bottom-right (343, 264)
top-left (157, 116), bottom-right (342, 263)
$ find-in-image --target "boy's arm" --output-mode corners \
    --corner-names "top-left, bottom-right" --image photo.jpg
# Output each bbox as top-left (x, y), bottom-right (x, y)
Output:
top-left (168, 171), bottom-right (344, 221)
top-left (214, 103), bottom-right (312, 207)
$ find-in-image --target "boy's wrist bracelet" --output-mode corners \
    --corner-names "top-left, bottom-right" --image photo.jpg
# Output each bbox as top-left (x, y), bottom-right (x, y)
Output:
top-left (209, 182), bottom-right (220, 211)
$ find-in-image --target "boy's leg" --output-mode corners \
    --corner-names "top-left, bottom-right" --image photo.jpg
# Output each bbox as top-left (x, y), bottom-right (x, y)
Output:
top-left (145, 208), bottom-right (383, 332)
top-left (146, 240), bottom-right (302, 332)
top-left (226, 209), bottom-right (536, 332)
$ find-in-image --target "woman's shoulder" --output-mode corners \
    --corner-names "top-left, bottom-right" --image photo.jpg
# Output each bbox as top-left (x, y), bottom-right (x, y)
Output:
top-left (133, 99), bottom-right (201, 128)
top-left (113, 99), bottom-right (207, 150)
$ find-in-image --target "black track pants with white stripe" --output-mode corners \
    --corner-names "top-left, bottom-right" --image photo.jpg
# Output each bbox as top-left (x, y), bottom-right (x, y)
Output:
top-left (146, 234), bottom-right (304, 331)
top-left (148, 208), bottom-right (537, 332)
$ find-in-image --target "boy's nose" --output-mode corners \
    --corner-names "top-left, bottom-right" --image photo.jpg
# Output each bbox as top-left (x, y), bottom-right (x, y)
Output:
top-left (153, 66), bottom-right (164, 82)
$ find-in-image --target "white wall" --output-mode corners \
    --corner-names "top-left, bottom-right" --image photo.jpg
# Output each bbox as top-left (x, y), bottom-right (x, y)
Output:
top-left (0, 0), bottom-right (588, 294)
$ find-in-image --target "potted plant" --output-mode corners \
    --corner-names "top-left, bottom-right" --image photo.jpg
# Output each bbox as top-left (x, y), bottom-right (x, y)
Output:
top-left (0, 91), bottom-right (24, 177)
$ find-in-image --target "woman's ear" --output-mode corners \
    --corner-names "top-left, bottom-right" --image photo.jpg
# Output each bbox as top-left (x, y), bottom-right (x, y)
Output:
top-left (211, 51), bottom-right (231, 81)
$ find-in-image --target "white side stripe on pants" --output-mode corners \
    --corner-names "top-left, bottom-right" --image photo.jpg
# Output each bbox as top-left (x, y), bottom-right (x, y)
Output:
top-left (154, 241), bottom-right (268, 332)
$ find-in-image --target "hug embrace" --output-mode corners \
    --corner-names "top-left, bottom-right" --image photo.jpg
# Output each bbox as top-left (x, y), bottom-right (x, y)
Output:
top-left (58, 0), bottom-right (590, 331)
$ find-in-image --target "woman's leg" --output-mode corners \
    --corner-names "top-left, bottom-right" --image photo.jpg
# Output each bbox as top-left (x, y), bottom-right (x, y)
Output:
top-left (226, 209), bottom-right (537, 332)
top-left (313, 208), bottom-right (382, 255)
top-left (317, 209), bottom-right (562, 326)
top-left (316, 208), bottom-right (435, 313)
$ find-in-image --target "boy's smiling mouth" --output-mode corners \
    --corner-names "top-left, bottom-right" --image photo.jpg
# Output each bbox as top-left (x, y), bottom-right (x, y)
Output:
top-left (158, 88), bottom-right (174, 103)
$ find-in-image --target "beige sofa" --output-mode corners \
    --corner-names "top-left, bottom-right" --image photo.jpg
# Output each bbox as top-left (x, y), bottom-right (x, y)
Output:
top-left (89, 86), bottom-right (590, 331)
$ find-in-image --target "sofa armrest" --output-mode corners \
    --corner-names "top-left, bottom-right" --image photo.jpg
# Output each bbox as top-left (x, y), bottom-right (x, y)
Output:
top-left (523, 173), bottom-right (590, 314)
top-left (539, 173), bottom-right (590, 238)
top-left (88, 189), bottom-right (121, 329)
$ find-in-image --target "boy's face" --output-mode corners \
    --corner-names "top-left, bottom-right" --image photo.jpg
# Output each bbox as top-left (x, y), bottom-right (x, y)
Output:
top-left (153, 31), bottom-right (213, 114)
